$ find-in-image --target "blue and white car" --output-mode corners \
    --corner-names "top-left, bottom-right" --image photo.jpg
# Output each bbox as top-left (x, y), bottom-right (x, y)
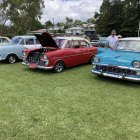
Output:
top-left (0, 35), bottom-right (41, 63)
top-left (92, 38), bottom-right (140, 81)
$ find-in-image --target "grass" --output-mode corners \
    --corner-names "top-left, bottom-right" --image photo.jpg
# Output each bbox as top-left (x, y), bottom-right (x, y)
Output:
top-left (0, 62), bottom-right (140, 140)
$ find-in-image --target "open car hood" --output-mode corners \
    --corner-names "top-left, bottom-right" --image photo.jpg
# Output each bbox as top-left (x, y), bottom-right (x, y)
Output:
top-left (35, 32), bottom-right (59, 48)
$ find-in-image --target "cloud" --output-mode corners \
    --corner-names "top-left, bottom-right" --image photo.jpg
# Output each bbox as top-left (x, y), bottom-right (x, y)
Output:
top-left (41, 0), bottom-right (103, 23)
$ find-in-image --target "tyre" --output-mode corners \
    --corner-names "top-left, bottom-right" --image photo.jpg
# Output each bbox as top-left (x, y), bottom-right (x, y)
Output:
top-left (53, 61), bottom-right (64, 73)
top-left (6, 54), bottom-right (17, 64)
top-left (90, 56), bottom-right (95, 64)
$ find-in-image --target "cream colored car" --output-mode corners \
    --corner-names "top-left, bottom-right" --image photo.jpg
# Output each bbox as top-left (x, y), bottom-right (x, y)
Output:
top-left (0, 36), bottom-right (11, 45)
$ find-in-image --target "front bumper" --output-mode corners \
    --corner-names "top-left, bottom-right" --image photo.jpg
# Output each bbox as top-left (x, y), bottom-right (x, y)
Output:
top-left (0, 54), bottom-right (5, 61)
top-left (22, 62), bottom-right (53, 70)
top-left (92, 64), bottom-right (140, 81)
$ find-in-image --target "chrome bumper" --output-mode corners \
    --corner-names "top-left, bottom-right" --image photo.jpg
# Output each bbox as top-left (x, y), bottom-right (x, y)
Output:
top-left (92, 70), bottom-right (140, 81)
top-left (22, 62), bottom-right (53, 70)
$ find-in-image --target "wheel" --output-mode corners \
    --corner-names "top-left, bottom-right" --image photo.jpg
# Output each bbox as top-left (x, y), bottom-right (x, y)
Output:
top-left (6, 54), bottom-right (17, 64)
top-left (53, 61), bottom-right (64, 73)
top-left (90, 56), bottom-right (95, 64)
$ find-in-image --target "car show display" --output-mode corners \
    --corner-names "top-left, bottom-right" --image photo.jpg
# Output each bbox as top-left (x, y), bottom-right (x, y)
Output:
top-left (92, 38), bottom-right (140, 81)
top-left (22, 32), bottom-right (97, 72)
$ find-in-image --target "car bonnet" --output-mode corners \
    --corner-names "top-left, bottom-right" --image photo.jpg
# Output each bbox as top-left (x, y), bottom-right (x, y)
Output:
top-left (34, 32), bottom-right (59, 48)
top-left (97, 50), bottom-right (140, 67)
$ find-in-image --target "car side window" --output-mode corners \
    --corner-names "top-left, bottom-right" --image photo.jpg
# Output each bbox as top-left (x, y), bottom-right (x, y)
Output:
top-left (25, 39), bottom-right (34, 45)
top-left (65, 41), bottom-right (72, 48)
top-left (19, 39), bottom-right (24, 45)
top-left (80, 41), bottom-right (90, 48)
top-left (35, 39), bottom-right (40, 44)
top-left (72, 40), bottom-right (80, 48)
top-left (2, 38), bottom-right (9, 43)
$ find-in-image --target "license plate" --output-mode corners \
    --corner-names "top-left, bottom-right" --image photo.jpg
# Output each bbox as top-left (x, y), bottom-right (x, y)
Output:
top-left (103, 73), bottom-right (123, 79)
top-left (29, 63), bottom-right (37, 69)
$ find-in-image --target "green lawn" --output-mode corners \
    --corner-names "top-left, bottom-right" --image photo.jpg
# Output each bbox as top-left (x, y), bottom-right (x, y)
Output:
top-left (0, 62), bottom-right (140, 140)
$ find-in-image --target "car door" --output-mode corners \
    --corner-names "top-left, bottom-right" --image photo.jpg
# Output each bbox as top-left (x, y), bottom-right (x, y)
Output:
top-left (79, 40), bottom-right (95, 62)
top-left (62, 40), bottom-right (82, 66)
top-left (14, 39), bottom-right (26, 59)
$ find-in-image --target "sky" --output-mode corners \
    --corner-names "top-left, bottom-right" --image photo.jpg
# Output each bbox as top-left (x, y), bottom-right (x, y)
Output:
top-left (41, 0), bottom-right (103, 23)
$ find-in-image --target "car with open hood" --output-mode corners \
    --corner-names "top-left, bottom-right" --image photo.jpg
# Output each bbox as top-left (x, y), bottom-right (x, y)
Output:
top-left (92, 38), bottom-right (140, 81)
top-left (0, 35), bottom-right (41, 64)
top-left (22, 32), bottom-right (97, 72)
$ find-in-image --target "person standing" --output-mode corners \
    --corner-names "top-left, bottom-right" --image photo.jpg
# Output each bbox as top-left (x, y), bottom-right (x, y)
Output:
top-left (107, 30), bottom-right (118, 49)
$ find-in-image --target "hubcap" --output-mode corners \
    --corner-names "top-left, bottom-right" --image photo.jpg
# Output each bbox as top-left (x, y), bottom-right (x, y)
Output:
top-left (9, 56), bottom-right (16, 63)
top-left (55, 63), bottom-right (63, 72)
top-left (91, 56), bottom-right (94, 63)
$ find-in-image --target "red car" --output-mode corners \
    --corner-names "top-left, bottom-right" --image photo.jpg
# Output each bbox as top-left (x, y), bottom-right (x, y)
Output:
top-left (22, 32), bottom-right (97, 72)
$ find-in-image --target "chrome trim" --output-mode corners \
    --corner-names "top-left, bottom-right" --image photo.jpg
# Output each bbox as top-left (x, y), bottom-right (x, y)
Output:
top-left (92, 63), bottom-right (140, 71)
top-left (92, 70), bottom-right (140, 81)
top-left (22, 62), bottom-right (53, 70)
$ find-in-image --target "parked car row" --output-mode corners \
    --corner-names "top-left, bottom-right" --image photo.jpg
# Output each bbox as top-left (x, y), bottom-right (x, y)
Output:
top-left (22, 32), bottom-right (96, 72)
top-left (1, 32), bottom-right (140, 82)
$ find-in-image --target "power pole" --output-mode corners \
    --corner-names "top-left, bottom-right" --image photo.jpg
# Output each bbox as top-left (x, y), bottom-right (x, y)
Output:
top-left (138, 20), bottom-right (140, 37)
top-left (52, 18), bottom-right (54, 34)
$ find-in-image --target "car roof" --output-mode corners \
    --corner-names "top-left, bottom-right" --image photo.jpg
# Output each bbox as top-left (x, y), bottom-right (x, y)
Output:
top-left (0, 36), bottom-right (10, 39)
top-left (13, 35), bottom-right (35, 39)
top-left (120, 37), bottom-right (140, 41)
top-left (55, 36), bottom-right (89, 41)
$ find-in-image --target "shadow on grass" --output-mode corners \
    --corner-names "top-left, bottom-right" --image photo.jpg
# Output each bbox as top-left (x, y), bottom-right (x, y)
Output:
top-left (23, 63), bottom-right (91, 75)
top-left (92, 75), bottom-right (140, 87)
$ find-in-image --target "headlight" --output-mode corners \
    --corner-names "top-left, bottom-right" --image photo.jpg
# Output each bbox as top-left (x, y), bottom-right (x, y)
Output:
top-left (136, 71), bottom-right (140, 76)
top-left (132, 61), bottom-right (140, 68)
top-left (94, 57), bottom-right (100, 63)
top-left (43, 55), bottom-right (48, 60)
top-left (23, 52), bottom-right (27, 58)
top-left (93, 64), bottom-right (96, 69)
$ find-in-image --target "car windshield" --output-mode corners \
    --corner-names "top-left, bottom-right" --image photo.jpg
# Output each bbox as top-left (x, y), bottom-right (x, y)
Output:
top-left (54, 39), bottom-right (68, 48)
top-left (99, 37), bottom-right (107, 41)
top-left (12, 37), bottom-right (23, 45)
top-left (116, 40), bottom-right (140, 52)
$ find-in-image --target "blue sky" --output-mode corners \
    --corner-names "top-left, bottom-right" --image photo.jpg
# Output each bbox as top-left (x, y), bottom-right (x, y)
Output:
top-left (41, 0), bottom-right (103, 23)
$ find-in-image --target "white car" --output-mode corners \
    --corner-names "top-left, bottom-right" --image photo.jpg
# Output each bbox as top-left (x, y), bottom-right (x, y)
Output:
top-left (0, 35), bottom-right (41, 63)
top-left (0, 36), bottom-right (11, 45)
top-left (11, 35), bottom-right (41, 49)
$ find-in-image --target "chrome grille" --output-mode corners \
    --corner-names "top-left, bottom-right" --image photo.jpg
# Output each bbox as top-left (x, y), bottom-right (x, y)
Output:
top-left (96, 65), bottom-right (136, 75)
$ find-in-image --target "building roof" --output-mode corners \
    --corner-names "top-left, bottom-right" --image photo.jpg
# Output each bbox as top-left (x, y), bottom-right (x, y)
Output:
top-left (67, 27), bottom-right (84, 30)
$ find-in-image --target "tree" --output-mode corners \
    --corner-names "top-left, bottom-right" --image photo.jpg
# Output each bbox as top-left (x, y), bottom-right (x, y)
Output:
top-left (95, 0), bottom-right (140, 37)
top-left (0, 0), bottom-right (10, 34)
top-left (73, 19), bottom-right (83, 26)
top-left (45, 20), bottom-right (53, 28)
top-left (87, 18), bottom-right (96, 24)
top-left (65, 17), bottom-right (73, 27)
top-left (0, 0), bottom-right (44, 35)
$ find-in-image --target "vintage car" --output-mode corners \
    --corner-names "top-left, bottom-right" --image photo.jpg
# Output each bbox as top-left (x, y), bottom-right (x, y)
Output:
top-left (22, 32), bottom-right (97, 72)
top-left (0, 35), bottom-right (41, 63)
top-left (90, 37), bottom-right (108, 48)
top-left (92, 38), bottom-right (140, 81)
top-left (0, 36), bottom-right (11, 45)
